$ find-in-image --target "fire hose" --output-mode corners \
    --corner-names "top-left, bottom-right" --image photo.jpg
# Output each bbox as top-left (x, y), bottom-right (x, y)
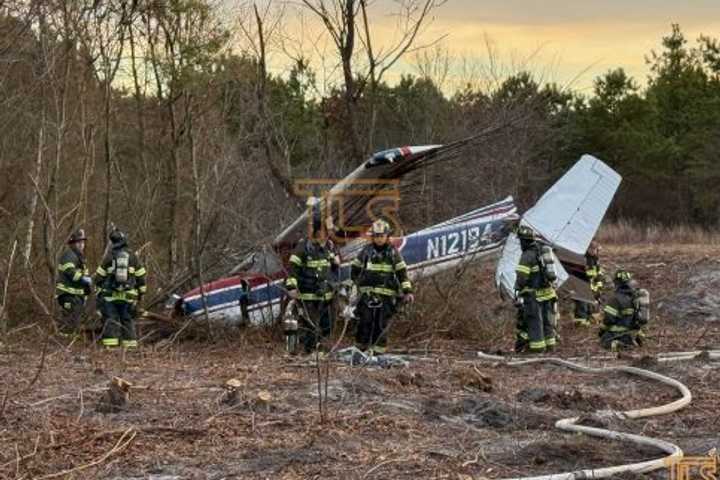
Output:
top-left (473, 350), bottom-right (717, 480)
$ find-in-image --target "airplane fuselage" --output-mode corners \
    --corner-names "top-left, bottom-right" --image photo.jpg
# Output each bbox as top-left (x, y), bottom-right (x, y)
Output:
top-left (179, 198), bottom-right (518, 326)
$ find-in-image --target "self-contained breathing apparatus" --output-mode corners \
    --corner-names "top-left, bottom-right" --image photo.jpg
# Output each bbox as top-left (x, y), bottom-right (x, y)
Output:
top-left (538, 245), bottom-right (558, 283)
top-left (634, 288), bottom-right (650, 327)
top-left (283, 299), bottom-right (301, 354)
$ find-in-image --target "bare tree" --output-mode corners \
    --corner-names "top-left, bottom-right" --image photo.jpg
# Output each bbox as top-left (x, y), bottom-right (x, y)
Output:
top-left (234, 1), bottom-right (303, 201)
top-left (76, 0), bottom-right (133, 240)
top-left (300, 0), bottom-right (447, 159)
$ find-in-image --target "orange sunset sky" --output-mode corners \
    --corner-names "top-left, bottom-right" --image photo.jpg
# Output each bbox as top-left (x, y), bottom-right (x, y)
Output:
top-left (250, 0), bottom-right (720, 94)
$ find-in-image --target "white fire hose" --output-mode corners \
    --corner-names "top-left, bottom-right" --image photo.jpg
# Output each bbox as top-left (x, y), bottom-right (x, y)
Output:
top-left (474, 350), bottom-right (709, 480)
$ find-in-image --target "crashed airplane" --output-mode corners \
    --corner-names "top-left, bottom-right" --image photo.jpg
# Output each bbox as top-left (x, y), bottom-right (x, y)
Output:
top-left (174, 141), bottom-right (621, 326)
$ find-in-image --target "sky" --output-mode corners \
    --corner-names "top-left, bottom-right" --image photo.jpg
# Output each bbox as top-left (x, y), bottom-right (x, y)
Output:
top-left (411, 0), bottom-right (720, 92)
top-left (253, 0), bottom-right (720, 94)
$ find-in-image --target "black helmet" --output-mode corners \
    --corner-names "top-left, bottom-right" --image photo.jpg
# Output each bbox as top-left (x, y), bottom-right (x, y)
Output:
top-left (68, 228), bottom-right (88, 244)
top-left (517, 225), bottom-right (537, 251)
top-left (517, 225), bottom-right (535, 241)
top-left (109, 229), bottom-right (127, 248)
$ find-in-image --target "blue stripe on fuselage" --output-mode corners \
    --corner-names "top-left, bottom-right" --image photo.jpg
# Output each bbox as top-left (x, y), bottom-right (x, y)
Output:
top-left (184, 281), bottom-right (285, 315)
top-left (184, 206), bottom-right (513, 317)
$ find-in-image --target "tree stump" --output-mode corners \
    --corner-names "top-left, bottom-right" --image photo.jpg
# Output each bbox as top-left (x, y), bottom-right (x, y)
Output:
top-left (97, 377), bottom-right (132, 413)
top-left (221, 378), bottom-right (243, 406)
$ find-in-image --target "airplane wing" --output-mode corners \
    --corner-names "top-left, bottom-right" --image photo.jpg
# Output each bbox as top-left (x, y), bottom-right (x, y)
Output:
top-left (271, 118), bottom-right (521, 257)
top-left (495, 155), bottom-right (621, 298)
top-left (273, 145), bottom-right (442, 252)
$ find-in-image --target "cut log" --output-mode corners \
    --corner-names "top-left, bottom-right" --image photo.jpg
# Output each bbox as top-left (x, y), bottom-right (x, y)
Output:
top-left (97, 377), bottom-right (133, 413)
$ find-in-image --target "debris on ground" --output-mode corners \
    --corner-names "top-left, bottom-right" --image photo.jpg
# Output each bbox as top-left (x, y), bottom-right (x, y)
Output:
top-left (1, 245), bottom-right (719, 478)
top-left (332, 346), bottom-right (411, 368)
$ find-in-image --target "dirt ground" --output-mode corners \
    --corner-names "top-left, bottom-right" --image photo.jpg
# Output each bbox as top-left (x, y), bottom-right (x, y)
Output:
top-left (1, 244), bottom-right (719, 479)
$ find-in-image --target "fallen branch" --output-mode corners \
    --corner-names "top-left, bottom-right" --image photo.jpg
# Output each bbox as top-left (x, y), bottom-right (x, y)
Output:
top-left (35, 427), bottom-right (136, 479)
top-left (16, 333), bottom-right (49, 395)
top-left (0, 435), bottom-right (40, 470)
top-left (362, 457), bottom-right (407, 479)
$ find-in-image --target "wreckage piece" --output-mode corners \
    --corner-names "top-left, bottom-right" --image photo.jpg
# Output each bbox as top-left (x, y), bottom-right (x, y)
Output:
top-left (176, 150), bottom-right (618, 326)
top-left (495, 155), bottom-right (622, 299)
top-left (332, 346), bottom-right (411, 368)
top-left (523, 155), bottom-right (621, 255)
top-left (273, 145), bottom-right (442, 253)
top-left (179, 197), bottom-right (517, 326)
top-left (273, 119), bottom-right (520, 255)
top-left (476, 352), bottom-right (689, 480)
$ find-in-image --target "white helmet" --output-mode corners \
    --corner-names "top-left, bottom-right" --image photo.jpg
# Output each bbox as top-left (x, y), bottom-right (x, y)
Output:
top-left (371, 218), bottom-right (391, 236)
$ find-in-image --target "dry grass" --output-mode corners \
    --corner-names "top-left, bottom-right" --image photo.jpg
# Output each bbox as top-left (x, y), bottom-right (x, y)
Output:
top-left (597, 220), bottom-right (720, 245)
top-left (1, 244), bottom-right (720, 478)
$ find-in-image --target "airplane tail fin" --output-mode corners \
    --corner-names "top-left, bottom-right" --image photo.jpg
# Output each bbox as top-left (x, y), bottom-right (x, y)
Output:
top-left (495, 155), bottom-right (622, 298)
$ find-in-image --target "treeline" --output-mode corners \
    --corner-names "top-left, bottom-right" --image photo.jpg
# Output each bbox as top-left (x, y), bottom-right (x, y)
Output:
top-left (0, 0), bottom-right (717, 326)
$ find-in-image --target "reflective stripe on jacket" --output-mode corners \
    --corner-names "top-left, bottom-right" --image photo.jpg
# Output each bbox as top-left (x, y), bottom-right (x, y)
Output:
top-left (285, 239), bottom-right (338, 301)
top-left (56, 248), bottom-right (89, 298)
top-left (351, 243), bottom-right (412, 297)
top-left (95, 247), bottom-right (147, 303)
top-left (515, 246), bottom-right (556, 301)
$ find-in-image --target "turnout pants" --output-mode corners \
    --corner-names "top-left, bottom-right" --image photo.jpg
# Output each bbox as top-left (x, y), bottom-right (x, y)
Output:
top-left (57, 294), bottom-right (85, 335)
top-left (101, 300), bottom-right (137, 348)
top-left (515, 304), bottom-right (529, 352)
top-left (600, 330), bottom-right (640, 351)
top-left (298, 300), bottom-right (333, 354)
top-left (355, 294), bottom-right (396, 353)
top-left (521, 294), bottom-right (556, 352)
top-left (573, 300), bottom-right (592, 325)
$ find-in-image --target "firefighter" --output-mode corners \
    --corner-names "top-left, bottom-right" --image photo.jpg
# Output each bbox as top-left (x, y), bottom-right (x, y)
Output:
top-left (285, 209), bottom-right (340, 354)
top-left (351, 218), bottom-right (414, 355)
top-left (95, 229), bottom-right (147, 349)
top-left (514, 226), bottom-right (557, 353)
top-left (56, 228), bottom-right (93, 335)
top-left (599, 269), bottom-right (649, 351)
top-left (573, 241), bottom-right (605, 327)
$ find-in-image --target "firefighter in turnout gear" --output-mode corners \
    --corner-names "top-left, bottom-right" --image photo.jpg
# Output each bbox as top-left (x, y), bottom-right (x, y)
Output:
top-left (95, 229), bottom-right (147, 349)
top-left (573, 241), bottom-right (605, 327)
top-left (514, 226), bottom-right (557, 353)
top-left (56, 228), bottom-right (92, 335)
top-left (351, 219), bottom-right (414, 354)
top-left (599, 269), bottom-right (650, 351)
top-left (285, 208), bottom-right (340, 354)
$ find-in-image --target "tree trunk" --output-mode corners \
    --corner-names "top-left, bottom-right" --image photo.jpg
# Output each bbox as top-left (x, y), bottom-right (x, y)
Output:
top-left (102, 82), bottom-right (112, 238)
top-left (340, 0), bottom-right (363, 162)
top-left (23, 117), bottom-right (45, 266)
top-left (187, 93), bottom-right (211, 328)
top-left (43, 28), bottom-right (72, 286)
top-left (167, 98), bottom-right (180, 279)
